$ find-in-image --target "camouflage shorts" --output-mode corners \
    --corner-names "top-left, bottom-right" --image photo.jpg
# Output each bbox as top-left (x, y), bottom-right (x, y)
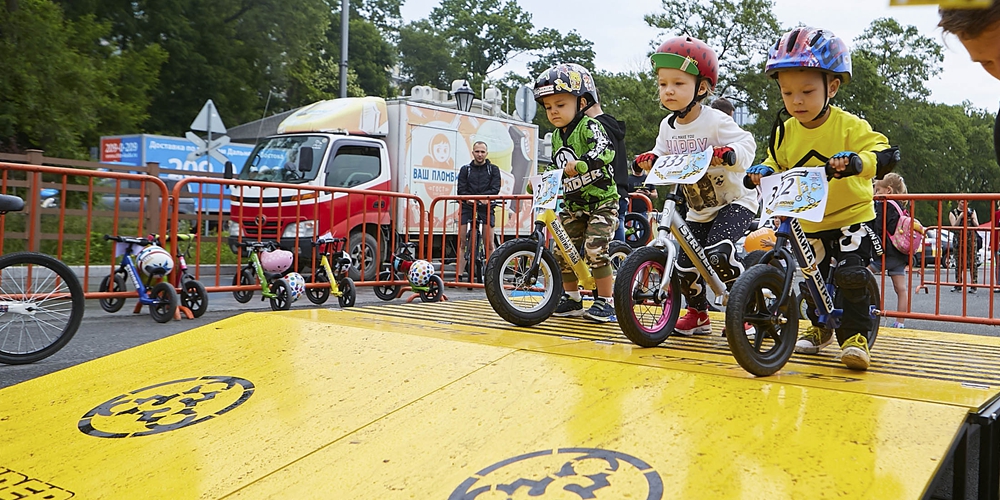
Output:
top-left (555, 199), bottom-right (619, 276)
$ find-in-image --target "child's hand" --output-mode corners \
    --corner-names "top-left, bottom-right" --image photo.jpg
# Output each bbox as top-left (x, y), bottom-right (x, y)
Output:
top-left (746, 164), bottom-right (774, 186)
top-left (635, 153), bottom-right (657, 172)
top-left (564, 160), bottom-right (579, 177)
top-left (828, 151), bottom-right (858, 177)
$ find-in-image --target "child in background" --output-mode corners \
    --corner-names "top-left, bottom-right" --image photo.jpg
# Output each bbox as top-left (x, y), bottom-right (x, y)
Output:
top-left (635, 36), bottom-right (758, 336)
top-left (870, 173), bottom-right (910, 329)
top-left (710, 97), bottom-right (736, 117)
top-left (747, 27), bottom-right (897, 370)
top-left (533, 63), bottom-right (620, 323)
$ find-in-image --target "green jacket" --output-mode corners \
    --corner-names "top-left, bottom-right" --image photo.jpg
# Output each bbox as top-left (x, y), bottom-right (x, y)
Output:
top-left (547, 115), bottom-right (618, 210)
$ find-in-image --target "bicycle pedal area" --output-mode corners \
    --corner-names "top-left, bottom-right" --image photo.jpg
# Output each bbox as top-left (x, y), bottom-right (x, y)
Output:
top-left (2, 300), bottom-right (999, 499)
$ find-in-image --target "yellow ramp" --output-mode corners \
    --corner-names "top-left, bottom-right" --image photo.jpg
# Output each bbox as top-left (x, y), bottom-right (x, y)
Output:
top-left (1, 300), bottom-right (996, 499)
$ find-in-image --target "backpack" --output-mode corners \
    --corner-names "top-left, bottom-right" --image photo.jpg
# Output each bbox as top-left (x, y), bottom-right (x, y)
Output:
top-left (887, 200), bottom-right (925, 254)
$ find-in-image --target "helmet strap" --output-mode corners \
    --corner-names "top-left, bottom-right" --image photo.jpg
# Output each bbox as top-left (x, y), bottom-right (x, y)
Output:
top-left (667, 77), bottom-right (708, 129)
top-left (768, 107), bottom-right (790, 161)
top-left (811, 76), bottom-right (831, 123)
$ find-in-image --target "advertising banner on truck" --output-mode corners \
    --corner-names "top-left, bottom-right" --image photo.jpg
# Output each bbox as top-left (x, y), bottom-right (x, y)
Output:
top-left (398, 104), bottom-right (537, 235)
top-left (99, 134), bottom-right (253, 213)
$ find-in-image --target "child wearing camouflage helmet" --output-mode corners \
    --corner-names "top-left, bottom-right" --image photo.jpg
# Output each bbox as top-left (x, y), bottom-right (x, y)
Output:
top-left (532, 63), bottom-right (619, 323)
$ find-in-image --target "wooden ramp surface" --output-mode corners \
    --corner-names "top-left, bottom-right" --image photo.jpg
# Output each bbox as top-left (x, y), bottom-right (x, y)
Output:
top-left (2, 300), bottom-right (999, 499)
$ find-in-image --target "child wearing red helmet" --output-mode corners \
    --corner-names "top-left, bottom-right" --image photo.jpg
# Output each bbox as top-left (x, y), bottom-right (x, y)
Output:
top-left (634, 36), bottom-right (758, 337)
top-left (746, 27), bottom-right (898, 371)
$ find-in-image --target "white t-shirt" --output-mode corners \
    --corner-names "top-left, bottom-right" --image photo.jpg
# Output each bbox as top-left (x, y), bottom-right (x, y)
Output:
top-left (651, 106), bottom-right (759, 223)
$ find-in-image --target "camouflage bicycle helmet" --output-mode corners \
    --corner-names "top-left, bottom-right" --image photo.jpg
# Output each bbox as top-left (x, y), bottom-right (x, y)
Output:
top-left (533, 63), bottom-right (600, 106)
top-left (651, 36), bottom-right (719, 127)
top-left (766, 27), bottom-right (852, 84)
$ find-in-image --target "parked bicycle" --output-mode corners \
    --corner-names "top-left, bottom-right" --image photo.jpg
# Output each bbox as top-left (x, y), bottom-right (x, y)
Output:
top-left (613, 148), bottom-right (765, 346)
top-left (231, 240), bottom-right (303, 311)
top-left (373, 241), bottom-right (445, 303)
top-left (483, 172), bottom-right (632, 327)
top-left (459, 200), bottom-right (501, 283)
top-left (0, 194), bottom-right (85, 364)
top-left (99, 235), bottom-right (179, 323)
top-left (724, 157), bottom-right (880, 376)
top-left (304, 236), bottom-right (356, 308)
top-left (151, 233), bottom-right (209, 318)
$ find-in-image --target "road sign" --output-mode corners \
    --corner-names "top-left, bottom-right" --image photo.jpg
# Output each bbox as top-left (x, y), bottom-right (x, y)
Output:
top-left (190, 99), bottom-right (227, 133)
top-left (514, 85), bottom-right (537, 123)
top-left (184, 131), bottom-right (232, 164)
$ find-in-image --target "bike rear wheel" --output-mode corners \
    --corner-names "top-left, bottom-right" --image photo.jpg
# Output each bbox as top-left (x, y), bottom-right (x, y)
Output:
top-left (232, 268), bottom-right (255, 303)
top-left (420, 275), bottom-right (445, 303)
top-left (623, 213), bottom-right (652, 249)
top-left (338, 277), bottom-right (356, 307)
top-left (0, 252), bottom-right (85, 364)
top-left (99, 273), bottom-right (127, 313)
top-left (149, 282), bottom-right (179, 324)
top-left (180, 279), bottom-right (209, 318)
top-left (269, 279), bottom-right (292, 311)
top-left (794, 270), bottom-right (880, 349)
top-left (725, 264), bottom-right (799, 376)
top-left (306, 270), bottom-right (331, 305)
top-left (484, 238), bottom-right (563, 327)
top-left (613, 246), bottom-right (681, 347)
top-left (374, 270), bottom-right (401, 301)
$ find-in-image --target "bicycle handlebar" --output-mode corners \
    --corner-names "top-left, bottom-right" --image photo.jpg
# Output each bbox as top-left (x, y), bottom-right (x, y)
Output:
top-left (313, 236), bottom-right (346, 246)
top-left (104, 235), bottom-right (153, 246)
top-left (234, 240), bottom-right (280, 251)
top-left (742, 154), bottom-right (863, 190)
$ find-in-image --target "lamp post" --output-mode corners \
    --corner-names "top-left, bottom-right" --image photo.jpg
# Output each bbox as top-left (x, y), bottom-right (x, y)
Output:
top-left (453, 80), bottom-right (475, 113)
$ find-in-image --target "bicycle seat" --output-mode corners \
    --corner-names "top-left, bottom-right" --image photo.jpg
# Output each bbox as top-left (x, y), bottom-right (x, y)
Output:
top-left (0, 194), bottom-right (25, 213)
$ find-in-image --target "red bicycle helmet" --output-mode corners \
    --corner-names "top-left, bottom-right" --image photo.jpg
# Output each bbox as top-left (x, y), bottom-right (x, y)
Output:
top-left (651, 36), bottom-right (719, 91)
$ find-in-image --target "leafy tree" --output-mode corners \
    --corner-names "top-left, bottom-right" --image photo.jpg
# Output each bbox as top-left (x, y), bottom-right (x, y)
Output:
top-left (398, 19), bottom-right (459, 89)
top-left (0, 0), bottom-right (165, 157)
top-left (526, 29), bottom-right (595, 78)
top-left (429, 0), bottom-right (536, 84)
top-left (853, 18), bottom-right (943, 101)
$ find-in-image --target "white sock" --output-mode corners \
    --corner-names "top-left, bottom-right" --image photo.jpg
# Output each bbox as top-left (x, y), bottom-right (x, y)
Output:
top-left (599, 296), bottom-right (613, 305)
top-left (567, 290), bottom-right (582, 301)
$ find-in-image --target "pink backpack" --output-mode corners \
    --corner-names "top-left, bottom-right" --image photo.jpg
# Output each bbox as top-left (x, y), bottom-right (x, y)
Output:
top-left (887, 200), bottom-right (924, 254)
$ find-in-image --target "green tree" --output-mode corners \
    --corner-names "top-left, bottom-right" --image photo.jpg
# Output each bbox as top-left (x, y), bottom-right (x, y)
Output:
top-left (429, 0), bottom-right (536, 83)
top-left (526, 29), bottom-right (595, 77)
top-left (853, 18), bottom-right (943, 101)
top-left (398, 19), bottom-right (459, 89)
top-left (0, 0), bottom-right (165, 157)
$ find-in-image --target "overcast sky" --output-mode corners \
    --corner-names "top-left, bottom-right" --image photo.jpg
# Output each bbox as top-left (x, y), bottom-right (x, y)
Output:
top-left (400, 0), bottom-right (1000, 113)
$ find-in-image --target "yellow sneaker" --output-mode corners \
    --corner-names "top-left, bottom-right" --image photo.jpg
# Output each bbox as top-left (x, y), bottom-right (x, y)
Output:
top-left (839, 333), bottom-right (871, 371)
top-left (794, 325), bottom-right (834, 354)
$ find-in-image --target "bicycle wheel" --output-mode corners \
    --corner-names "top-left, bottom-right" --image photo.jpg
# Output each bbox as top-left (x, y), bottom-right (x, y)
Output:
top-left (608, 240), bottom-right (632, 276)
top-left (306, 270), bottom-right (331, 305)
top-left (269, 279), bottom-right (291, 311)
top-left (149, 282), bottom-right (178, 324)
top-left (613, 246), bottom-right (681, 347)
top-left (420, 275), bottom-right (445, 303)
top-left (623, 213), bottom-right (652, 249)
top-left (0, 252), bottom-right (85, 364)
top-left (484, 238), bottom-right (563, 327)
top-left (865, 270), bottom-right (880, 349)
top-left (232, 267), bottom-right (255, 303)
top-left (725, 265), bottom-right (799, 376)
top-left (99, 272), bottom-right (127, 313)
top-left (374, 270), bottom-right (400, 301)
top-left (338, 277), bottom-right (356, 308)
top-left (180, 279), bottom-right (209, 318)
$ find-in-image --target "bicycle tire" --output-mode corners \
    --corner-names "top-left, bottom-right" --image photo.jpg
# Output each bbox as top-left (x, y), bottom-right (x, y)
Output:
top-left (483, 238), bottom-right (563, 327)
top-left (374, 270), bottom-right (401, 301)
top-left (306, 270), bottom-right (331, 305)
top-left (338, 277), bottom-right (356, 308)
top-left (149, 282), bottom-right (178, 324)
top-left (613, 246), bottom-right (681, 347)
top-left (181, 279), bottom-right (209, 318)
top-left (725, 264), bottom-right (799, 376)
top-left (608, 240), bottom-right (632, 276)
top-left (232, 267), bottom-right (255, 303)
top-left (269, 279), bottom-right (292, 311)
top-left (420, 275), bottom-right (445, 303)
top-left (623, 213), bottom-right (652, 249)
top-left (0, 252), bottom-right (85, 364)
top-left (99, 272), bottom-right (127, 313)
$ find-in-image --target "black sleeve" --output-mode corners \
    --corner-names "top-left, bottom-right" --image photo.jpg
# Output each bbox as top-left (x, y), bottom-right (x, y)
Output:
top-left (489, 165), bottom-right (501, 195)
top-left (457, 165), bottom-right (469, 196)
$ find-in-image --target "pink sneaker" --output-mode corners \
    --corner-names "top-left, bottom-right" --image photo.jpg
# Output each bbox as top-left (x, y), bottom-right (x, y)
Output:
top-left (675, 307), bottom-right (712, 336)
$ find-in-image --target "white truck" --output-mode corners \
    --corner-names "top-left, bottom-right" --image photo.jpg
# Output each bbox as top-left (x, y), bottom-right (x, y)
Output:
top-left (224, 91), bottom-right (539, 279)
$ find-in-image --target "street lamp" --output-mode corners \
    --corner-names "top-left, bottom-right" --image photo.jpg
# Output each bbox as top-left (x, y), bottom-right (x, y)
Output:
top-left (452, 80), bottom-right (475, 113)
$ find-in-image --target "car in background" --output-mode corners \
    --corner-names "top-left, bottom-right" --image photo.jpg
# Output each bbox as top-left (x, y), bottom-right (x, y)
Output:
top-left (912, 227), bottom-right (952, 268)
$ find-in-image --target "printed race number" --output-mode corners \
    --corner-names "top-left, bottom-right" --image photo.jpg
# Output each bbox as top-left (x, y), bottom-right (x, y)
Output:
top-left (759, 167), bottom-right (828, 222)
top-left (645, 149), bottom-right (712, 185)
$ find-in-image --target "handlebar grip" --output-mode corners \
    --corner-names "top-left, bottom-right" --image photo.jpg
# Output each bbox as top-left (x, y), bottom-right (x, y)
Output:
top-left (825, 153), bottom-right (863, 178)
top-left (104, 234), bottom-right (114, 241)
top-left (743, 175), bottom-right (756, 190)
top-left (722, 150), bottom-right (736, 166)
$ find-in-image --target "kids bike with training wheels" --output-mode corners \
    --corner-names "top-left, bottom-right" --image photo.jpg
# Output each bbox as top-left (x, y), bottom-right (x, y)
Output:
top-left (151, 233), bottom-right (209, 318)
top-left (99, 235), bottom-right (179, 323)
top-left (373, 241), bottom-right (445, 303)
top-left (724, 157), bottom-right (881, 376)
top-left (304, 236), bottom-right (356, 308)
top-left (612, 147), bottom-right (765, 347)
top-left (231, 240), bottom-right (305, 311)
top-left (483, 170), bottom-right (632, 327)
top-left (0, 194), bottom-right (85, 364)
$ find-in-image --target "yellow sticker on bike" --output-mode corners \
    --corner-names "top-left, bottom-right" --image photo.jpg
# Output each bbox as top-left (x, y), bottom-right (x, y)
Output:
top-left (760, 167), bottom-right (828, 222)
top-left (645, 150), bottom-right (712, 185)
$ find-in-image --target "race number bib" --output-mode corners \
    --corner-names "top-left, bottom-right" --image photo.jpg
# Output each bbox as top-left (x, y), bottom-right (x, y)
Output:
top-left (645, 150), bottom-right (712, 185)
top-left (529, 169), bottom-right (563, 210)
top-left (760, 167), bottom-right (828, 222)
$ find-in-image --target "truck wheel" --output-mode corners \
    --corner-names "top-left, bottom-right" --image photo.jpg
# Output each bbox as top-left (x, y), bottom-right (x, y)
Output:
top-left (348, 232), bottom-right (379, 281)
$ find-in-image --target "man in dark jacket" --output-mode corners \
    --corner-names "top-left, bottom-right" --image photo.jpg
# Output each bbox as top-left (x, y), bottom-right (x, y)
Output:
top-left (586, 103), bottom-right (629, 241)
top-left (457, 141), bottom-right (501, 280)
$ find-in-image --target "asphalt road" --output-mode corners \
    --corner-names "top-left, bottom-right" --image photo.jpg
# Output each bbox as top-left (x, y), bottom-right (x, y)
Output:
top-left (3, 265), bottom-right (1000, 390)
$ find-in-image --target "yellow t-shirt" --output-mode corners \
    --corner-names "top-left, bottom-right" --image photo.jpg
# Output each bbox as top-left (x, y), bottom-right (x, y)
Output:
top-left (762, 106), bottom-right (889, 233)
